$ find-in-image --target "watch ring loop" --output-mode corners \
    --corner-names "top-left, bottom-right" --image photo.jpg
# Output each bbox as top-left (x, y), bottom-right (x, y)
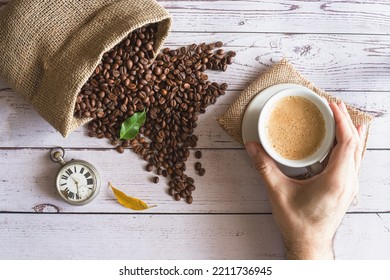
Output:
top-left (50, 147), bottom-right (66, 162)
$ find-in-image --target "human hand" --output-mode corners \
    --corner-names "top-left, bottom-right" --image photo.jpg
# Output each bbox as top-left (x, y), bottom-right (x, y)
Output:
top-left (245, 101), bottom-right (364, 259)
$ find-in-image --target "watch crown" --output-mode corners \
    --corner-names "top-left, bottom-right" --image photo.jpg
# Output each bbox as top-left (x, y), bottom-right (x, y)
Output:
top-left (53, 151), bottom-right (62, 159)
top-left (51, 148), bottom-right (66, 165)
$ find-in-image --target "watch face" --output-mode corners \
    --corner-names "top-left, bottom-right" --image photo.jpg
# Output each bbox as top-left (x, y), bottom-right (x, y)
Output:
top-left (56, 161), bottom-right (100, 205)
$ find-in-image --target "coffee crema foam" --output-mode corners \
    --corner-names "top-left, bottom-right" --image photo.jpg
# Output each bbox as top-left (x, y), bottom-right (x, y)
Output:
top-left (266, 96), bottom-right (326, 160)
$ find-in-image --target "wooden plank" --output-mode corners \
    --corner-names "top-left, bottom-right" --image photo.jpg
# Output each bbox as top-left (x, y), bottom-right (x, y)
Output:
top-left (2, 33), bottom-right (390, 92)
top-left (0, 88), bottom-right (387, 149)
top-left (0, 87), bottom-right (241, 149)
top-left (1, 1), bottom-right (390, 34)
top-left (179, 35), bottom-right (390, 92)
top-left (158, 0), bottom-right (390, 35)
top-left (166, 32), bottom-right (390, 92)
top-left (329, 91), bottom-right (388, 150)
top-left (0, 149), bottom-right (388, 213)
top-left (0, 213), bottom-right (389, 259)
top-left (335, 213), bottom-right (390, 260)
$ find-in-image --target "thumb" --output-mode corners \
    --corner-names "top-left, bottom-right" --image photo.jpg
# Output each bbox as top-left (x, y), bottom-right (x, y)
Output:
top-left (245, 141), bottom-right (285, 189)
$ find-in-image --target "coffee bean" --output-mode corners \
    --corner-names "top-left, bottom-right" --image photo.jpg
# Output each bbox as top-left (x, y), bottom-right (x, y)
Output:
top-left (195, 162), bottom-right (202, 171)
top-left (187, 185), bottom-right (196, 191)
top-left (186, 177), bottom-right (195, 184)
top-left (195, 150), bottom-right (202, 159)
top-left (153, 67), bottom-right (162, 76)
top-left (122, 140), bottom-right (130, 147)
top-left (186, 196), bottom-right (193, 204)
top-left (198, 168), bottom-right (206, 176)
top-left (143, 154), bottom-right (151, 161)
top-left (228, 50), bottom-right (236, 57)
top-left (131, 139), bottom-right (139, 147)
top-left (146, 164), bottom-right (153, 172)
top-left (162, 169), bottom-right (168, 177)
top-left (180, 190), bottom-right (187, 198)
top-left (185, 189), bottom-right (192, 196)
top-left (152, 176), bottom-right (159, 184)
top-left (116, 146), bottom-right (124, 153)
top-left (168, 188), bottom-right (175, 196)
top-left (111, 139), bottom-right (120, 146)
top-left (174, 193), bottom-right (181, 201)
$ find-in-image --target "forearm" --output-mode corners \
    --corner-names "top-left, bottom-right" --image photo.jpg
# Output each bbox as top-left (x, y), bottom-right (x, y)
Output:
top-left (284, 240), bottom-right (334, 260)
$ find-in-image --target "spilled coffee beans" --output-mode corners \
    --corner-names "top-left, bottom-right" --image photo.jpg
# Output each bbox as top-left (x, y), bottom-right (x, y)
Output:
top-left (74, 24), bottom-right (234, 204)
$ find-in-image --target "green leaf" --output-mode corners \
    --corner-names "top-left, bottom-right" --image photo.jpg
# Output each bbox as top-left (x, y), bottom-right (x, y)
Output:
top-left (119, 110), bottom-right (146, 140)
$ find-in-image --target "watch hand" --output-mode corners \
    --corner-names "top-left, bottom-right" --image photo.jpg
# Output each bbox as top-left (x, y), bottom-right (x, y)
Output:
top-left (70, 175), bottom-right (80, 184)
top-left (71, 177), bottom-right (80, 198)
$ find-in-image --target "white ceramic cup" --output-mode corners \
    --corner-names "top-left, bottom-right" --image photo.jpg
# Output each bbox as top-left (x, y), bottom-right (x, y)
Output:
top-left (258, 87), bottom-right (335, 175)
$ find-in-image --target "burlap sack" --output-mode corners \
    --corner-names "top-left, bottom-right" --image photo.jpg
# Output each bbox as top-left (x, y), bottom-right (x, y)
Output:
top-left (0, 0), bottom-right (171, 137)
top-left (218, 59), bottom-right (374, 157)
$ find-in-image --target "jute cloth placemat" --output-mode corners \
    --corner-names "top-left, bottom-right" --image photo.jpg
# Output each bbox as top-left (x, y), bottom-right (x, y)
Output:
top-left (0, 0), bottom-right (171, 137)
top-left (217, 59), bottom-right (374, 158)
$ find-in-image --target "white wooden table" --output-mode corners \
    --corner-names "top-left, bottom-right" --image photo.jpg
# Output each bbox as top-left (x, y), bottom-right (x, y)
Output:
top-left (1, 0), bottom-right (389, 259)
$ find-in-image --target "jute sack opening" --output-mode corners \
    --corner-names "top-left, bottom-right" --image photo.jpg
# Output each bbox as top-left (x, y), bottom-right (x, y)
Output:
top-left (0, 0), bottom-right (171, 137)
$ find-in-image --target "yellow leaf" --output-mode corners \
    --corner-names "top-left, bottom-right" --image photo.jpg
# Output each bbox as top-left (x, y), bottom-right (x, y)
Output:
top-left (109, 182), bottom-right (155, 211)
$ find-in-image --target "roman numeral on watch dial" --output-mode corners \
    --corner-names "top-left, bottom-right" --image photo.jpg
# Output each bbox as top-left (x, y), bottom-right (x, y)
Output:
top-left (68, 191), bottom-right (75, 199)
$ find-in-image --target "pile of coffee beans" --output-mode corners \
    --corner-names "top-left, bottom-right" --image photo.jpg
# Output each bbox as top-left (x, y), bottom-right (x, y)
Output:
top-left (74, 24), bottom-right (235, 204)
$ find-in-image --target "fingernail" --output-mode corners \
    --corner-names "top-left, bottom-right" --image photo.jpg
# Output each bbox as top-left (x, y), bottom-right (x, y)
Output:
top-left (339, 101), bottom-right (348, 112)
top-left (245, 142), bottom-right (259, 159)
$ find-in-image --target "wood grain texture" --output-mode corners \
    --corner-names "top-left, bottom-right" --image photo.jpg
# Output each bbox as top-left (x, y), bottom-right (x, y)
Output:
top-left (2, 33), bottom-right (390, 92)
top-left (0, 0), bottom-right (389, 260)
top-left (158, 0), bottom-right (390, 34)
top-left (0, 149), bottom-right (389, 213)
top-left (0, 88), bottom-right (387, 149)
top-left (165, 32), bottom-right (390, 91)
top-left (3, 0), bottom-right (390, 34)
top-left (0, 213), bottom-right (389, 260)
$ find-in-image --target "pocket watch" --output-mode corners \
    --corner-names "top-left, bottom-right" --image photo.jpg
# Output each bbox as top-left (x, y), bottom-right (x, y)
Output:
top-left (50, 147), bottom-right (101, 205)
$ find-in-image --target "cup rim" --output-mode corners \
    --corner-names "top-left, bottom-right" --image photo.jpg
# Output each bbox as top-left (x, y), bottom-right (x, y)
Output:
top-left (258, 87), bottom-right (335, 168)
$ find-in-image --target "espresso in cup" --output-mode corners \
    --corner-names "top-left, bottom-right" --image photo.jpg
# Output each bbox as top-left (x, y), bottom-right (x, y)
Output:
top-left (266, 96), bottom-right (326, 160)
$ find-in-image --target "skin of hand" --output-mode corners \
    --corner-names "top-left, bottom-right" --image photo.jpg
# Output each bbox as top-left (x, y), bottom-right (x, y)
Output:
top-left (245, 101), bottom-right (364, 260)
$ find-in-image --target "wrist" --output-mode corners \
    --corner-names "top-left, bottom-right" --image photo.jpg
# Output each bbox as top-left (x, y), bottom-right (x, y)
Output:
top-left (284, 239), bottom-right (334, 260)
